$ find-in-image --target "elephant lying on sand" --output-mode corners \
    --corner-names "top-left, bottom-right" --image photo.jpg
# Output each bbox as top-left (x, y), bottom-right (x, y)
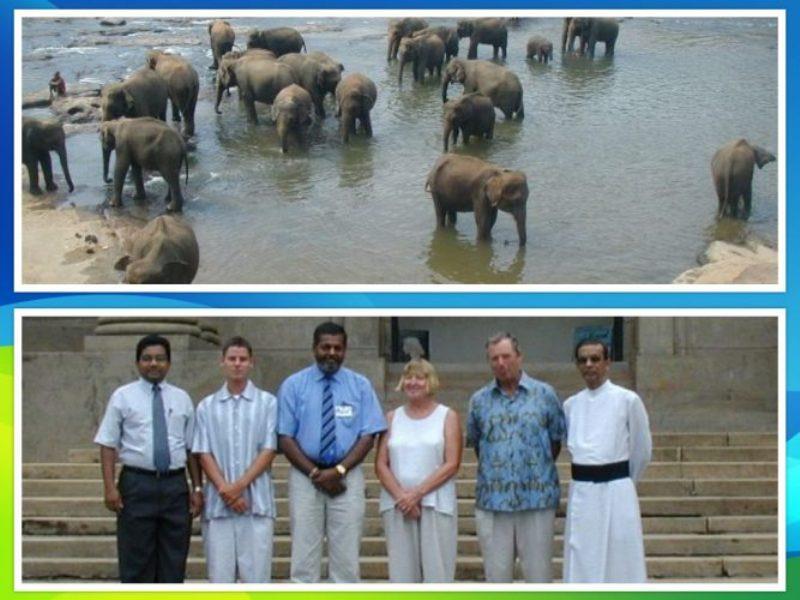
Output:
top-left (146, 50), bottom-right (199, 137)
top-left (22, 117), bottom-right (75, 195)
top-left (457, 18), bottom-right (508, 60)
top-left (271, 84), bottom-right (313, 153)
top-left (115, 214), bottom-right (199, 284)
top-left (101, 117), bottom-right (188, 212)
top-left (247, 27), bottom-right (306, 57)
top-left (216, 51), bottom-right (296, 124)
top-left (442, 92), bottom-right (495, 151)
top-left (335, 73), bottom-right (377, 143)
top-left (208, 19), bottom-right (235, 69)
top-left (387, 17), bottom-right (429, 61)
top-left (101, 67), bottom-right (168, 122)
top-left (426, 154), bottom-right (528, 245)
top-left (711, 139), bottom-right (776, 220)
top-left (442, 58), bottom-right (524, 120)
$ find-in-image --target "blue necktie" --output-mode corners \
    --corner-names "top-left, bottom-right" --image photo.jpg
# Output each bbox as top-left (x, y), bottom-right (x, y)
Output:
top-left (319, 375), bottom-right (337, 466)
top-left (152, 383), bottom-right (171, 474)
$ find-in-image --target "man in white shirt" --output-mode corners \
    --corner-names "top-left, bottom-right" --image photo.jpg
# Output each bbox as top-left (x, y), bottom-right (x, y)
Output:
top-left (193, 336), bottom-right (278, 583)
top-left (94, 334), bottom-right (204, 583)
top-left (562, 338), bottom-right (652, 583)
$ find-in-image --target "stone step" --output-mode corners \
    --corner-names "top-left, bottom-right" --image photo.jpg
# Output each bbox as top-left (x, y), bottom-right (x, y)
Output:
top-left (69, 444), bottom-right (778, 466)
top-left (22, 514), bottom-right (777, 537)
top-left (21, 555), bottom-right (778, 580)
top-left (22, 478), bottom-right (778, 499)
top-left (23, 496), bottom-right (778, 519)
top-left (23, 461), bottom-right (778, 480)
top-left (23, 533), bottom-right (777, 559)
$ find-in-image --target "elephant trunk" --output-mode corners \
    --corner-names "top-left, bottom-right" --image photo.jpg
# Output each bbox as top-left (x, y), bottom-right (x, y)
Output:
top-left (398, 56), bottom-right (406, 84)
top-left (102, 146), bottom-right (112, 184)
top-left (57, 142), bottom-right (74, 193)
top-left (442, 72), bottom-right (451, 102)
top-left (215, 80), bottom-right (225, 114)
top-left (442, 119), bottom-right (452, 151)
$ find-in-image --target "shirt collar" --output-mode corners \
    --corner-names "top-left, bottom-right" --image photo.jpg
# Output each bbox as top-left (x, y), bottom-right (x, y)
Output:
top-left (139, 377), bottom-right (167, 392)
top-left (491, 371), bottom-right (534, 395)
top-left (215, 379), bottom-right (255, 402)
top-left (315, 365), bottom-right (341, 383)
top-left (587, 378), bottom-right (612, 396)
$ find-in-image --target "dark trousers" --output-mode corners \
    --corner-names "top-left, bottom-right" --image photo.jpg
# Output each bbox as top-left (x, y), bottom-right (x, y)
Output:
top-left (116, 467), bottom-right (191, 583)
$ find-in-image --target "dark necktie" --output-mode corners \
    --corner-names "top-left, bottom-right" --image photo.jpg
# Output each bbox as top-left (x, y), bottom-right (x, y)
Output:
top-left (152, 383), bottom-right (171, 474)
top-left (319, 375), bottom-right (337, 466)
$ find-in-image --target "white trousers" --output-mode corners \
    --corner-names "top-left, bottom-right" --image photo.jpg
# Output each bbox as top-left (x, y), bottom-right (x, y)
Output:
top-left (288, 466), bottom-right (365, 583)
top-left (202, 514), bottom-right (274, 583)
top-left (382, 506), bottom-right (457, 583)
top-left (475, 507), bottom-right (556, 583)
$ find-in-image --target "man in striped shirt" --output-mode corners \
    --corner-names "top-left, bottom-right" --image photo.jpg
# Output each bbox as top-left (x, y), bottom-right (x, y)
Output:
top-left (193, 336), bottom-right (278, 583)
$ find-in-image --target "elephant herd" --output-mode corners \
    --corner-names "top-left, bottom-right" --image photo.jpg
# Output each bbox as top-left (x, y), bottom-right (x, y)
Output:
top-left (20, 16), bottom-right (777, 283)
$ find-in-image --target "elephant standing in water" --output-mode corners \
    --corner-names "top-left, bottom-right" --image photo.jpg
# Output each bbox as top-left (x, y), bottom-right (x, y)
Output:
top-left (247, 27), bottom-right (306, 57)
top-left (22, 117), bottom-right (75, 195)
top-left (456, 18), bottom-right (508, 60)
top-left (101, 67), bottom-right (168, 121)
top-left (100, 117), bottom-right (188, 212)
top-left (335, 73), bottom-right (377, 143)
top-left (208, 19), bottom-right (235, 69)
top-left (398, 34), bottom-right (445, 84)
top-left (426, 154), bottom-right (529, 245)
top-left (146, 51), bottom-right (199, 137)
top-left (565, 17), bottom-right (619, 58)
top-left (271, 84), bottom-right (313, 153)
top-left (115, 214), bottom-right (199, 284)
top-left (526, 36), bottom-right (554, 63)
top-left (442, 58), bottom-right (524, 120)
top-left (411, 26), bottom-right (460, 61)
top-left (278, 51), bottom-right (343, 118)
top-left (387, 17), bottom-right (428, 61)
top-left (711, 139), bottom-right (776, 220)
top-left (216, 51), bottom-right (296, 124)
top-left (442, 92), bottom-right (495, 151)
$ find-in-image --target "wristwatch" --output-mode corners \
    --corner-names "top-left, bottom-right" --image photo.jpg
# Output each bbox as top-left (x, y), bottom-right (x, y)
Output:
top-left (193, 486), bottom-right (203, 493)
top-left (335, 464), bottom-right (348, 477)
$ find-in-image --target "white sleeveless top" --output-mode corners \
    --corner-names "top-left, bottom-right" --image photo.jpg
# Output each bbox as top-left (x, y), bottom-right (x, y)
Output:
top-left (379, 404), bottom-right (457, 516)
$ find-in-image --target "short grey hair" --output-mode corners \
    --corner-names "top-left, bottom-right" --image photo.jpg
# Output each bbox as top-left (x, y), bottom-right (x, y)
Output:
top-left (485, 331), bottom-right (521, 355)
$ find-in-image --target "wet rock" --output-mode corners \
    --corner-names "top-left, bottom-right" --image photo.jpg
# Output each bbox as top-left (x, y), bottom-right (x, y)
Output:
top-left (23, 82), bottom-right (101, 110)
top-left (52, 96), bottom-right (103, 124)
top-left (673, 240), bottom-right (778, 284)
top-left (99, 19), bottom-right (126, 27)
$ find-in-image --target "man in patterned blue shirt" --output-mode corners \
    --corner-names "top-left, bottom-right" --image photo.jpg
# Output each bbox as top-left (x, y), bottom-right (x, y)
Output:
top-left (467, 332), bottom-right (566, 583)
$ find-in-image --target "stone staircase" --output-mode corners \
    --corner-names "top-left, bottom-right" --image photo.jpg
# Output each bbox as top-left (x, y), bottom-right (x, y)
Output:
top-left (22, 432), bottom-right (778, 582)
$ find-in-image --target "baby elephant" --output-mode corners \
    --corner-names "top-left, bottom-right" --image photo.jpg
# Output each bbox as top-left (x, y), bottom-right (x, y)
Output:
top-left (426, 154), bottom-right (528, 245)
top-left (335, 73), bottom-right (377, 143)
top-left (115, 214), bottom-right (199, 284)
top-left (526, 36), bottom-right (554, 63)
top-left (442, 92), bottom-right (495, 151)
top-left (22, 116), bottom-right (75, 195)
top-left (711, 138), bottom-right (776, 220)
top-left (100, 117), bottom-right (188, 212)
top-left (271, 84), bottom-right (313, 153)
top-left (398, 34), bottom-right (445, 84)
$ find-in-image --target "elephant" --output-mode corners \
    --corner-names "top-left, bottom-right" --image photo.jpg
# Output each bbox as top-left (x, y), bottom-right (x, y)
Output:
top-left (271, 84), bottom-right (313, 153)
top-left (146, 50), bottom-right (199, 137)
top-left (100, 117), bottom-right (188, 212)
top-left (568, 18), bottom-right (619, 58)
top-left (335, 72), bottom-right (377, 144)
top-left (115, 214), bottom-right (199, 284)
top-left (526, 36), bottom-right (554, 64)
top-left (247, 27), bottom-right (306, 57)
top-left (425, 154), bottom-right (528, 245)
top-left (711, 139), bottom-right (776, 220)
top-left (398, 34), bottom-right (445, 84)
top-left (22, 116), bottom-right (75, 195)
top-left (456, 18), bottom-right (508, 60)
top-left (442, 92), bottom-right (495, 151)
top-left (216, 52), bottom-right (296, 124)
top-left (278, 51), bottom-right (343, 118)
top-left (561, 18), bottom-right (582, 53)
top-left (387, 17), bottom-right (428, 61)
top-left (411, 26), bottom-right (459, 61)
top-left (208, 19), bottom-right (235, 70)
top-left (101, 67), bottom-right (168, 122)
top-left (442, 58), bottom-right (524, 120)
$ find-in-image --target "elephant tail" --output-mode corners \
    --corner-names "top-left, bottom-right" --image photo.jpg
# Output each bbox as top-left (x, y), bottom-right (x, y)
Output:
top-left (183, 150), bottom-right (189, 185)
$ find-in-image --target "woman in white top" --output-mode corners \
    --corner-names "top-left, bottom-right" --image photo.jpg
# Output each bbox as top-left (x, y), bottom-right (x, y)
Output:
top-left (375, 359), bottom-right (463, 583)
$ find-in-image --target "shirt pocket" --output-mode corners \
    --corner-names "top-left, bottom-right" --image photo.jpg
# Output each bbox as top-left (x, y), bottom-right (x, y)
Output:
top-left (335, 402), bottom-right (358, 428)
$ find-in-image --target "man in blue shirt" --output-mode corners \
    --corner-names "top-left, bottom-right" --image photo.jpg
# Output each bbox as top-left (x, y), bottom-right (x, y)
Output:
top-left (467, 332), bottom-right (566, 583)
top-left (278, 321), bottom-right (387, 582)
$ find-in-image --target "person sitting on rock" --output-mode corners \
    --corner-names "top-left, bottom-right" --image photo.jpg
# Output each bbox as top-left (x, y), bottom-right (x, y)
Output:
top-left (49, 71), bottom-right (66, 100)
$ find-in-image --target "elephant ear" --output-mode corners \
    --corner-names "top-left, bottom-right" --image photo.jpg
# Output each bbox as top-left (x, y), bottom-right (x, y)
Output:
top-left (753, 146), bottom-right (776, 169)
top-left (123, 90), bottom-right (136, 116)
top-left (162, 261), bottom-right (194, 284)
top-left (484, 173), bottom-right (505, 208)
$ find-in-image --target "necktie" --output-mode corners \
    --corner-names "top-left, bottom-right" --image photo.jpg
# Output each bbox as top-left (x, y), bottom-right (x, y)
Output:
top-left (152, 383), bottom-right (171, 474)
top-left (319, 375), bottom-right (337, 466)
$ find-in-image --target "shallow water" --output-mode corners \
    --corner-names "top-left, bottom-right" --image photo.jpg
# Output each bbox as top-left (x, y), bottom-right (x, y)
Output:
top-left (21, 16), bottom-right (779, 284)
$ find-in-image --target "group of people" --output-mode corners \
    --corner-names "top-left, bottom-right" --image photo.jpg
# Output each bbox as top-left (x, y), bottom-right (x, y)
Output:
top-left (94, 321), bottom-right (652, 584)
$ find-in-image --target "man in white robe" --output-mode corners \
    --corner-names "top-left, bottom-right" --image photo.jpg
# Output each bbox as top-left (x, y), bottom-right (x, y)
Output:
top-left (562, 338), bottom-right (652, 583)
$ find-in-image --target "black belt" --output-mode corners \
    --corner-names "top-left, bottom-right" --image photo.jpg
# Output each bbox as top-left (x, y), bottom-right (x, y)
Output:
top-left (571, 460), bottom-right (630, 483)
top-left (122, 465), bottom-right (185, 479)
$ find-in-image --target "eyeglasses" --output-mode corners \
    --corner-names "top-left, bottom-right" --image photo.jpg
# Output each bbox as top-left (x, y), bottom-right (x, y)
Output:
top-left (577, 355), bottom-right (605, 365)
top-left (139, 354), bottom-right (169, 364)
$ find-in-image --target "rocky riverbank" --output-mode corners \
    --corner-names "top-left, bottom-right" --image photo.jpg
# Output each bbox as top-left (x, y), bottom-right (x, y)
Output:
top-left (673, 240), bottom-right (778, 284)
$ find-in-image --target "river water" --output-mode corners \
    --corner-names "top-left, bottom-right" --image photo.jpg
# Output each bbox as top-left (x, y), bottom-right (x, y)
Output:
top-left (21, 15), bottom-right (779, 285)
